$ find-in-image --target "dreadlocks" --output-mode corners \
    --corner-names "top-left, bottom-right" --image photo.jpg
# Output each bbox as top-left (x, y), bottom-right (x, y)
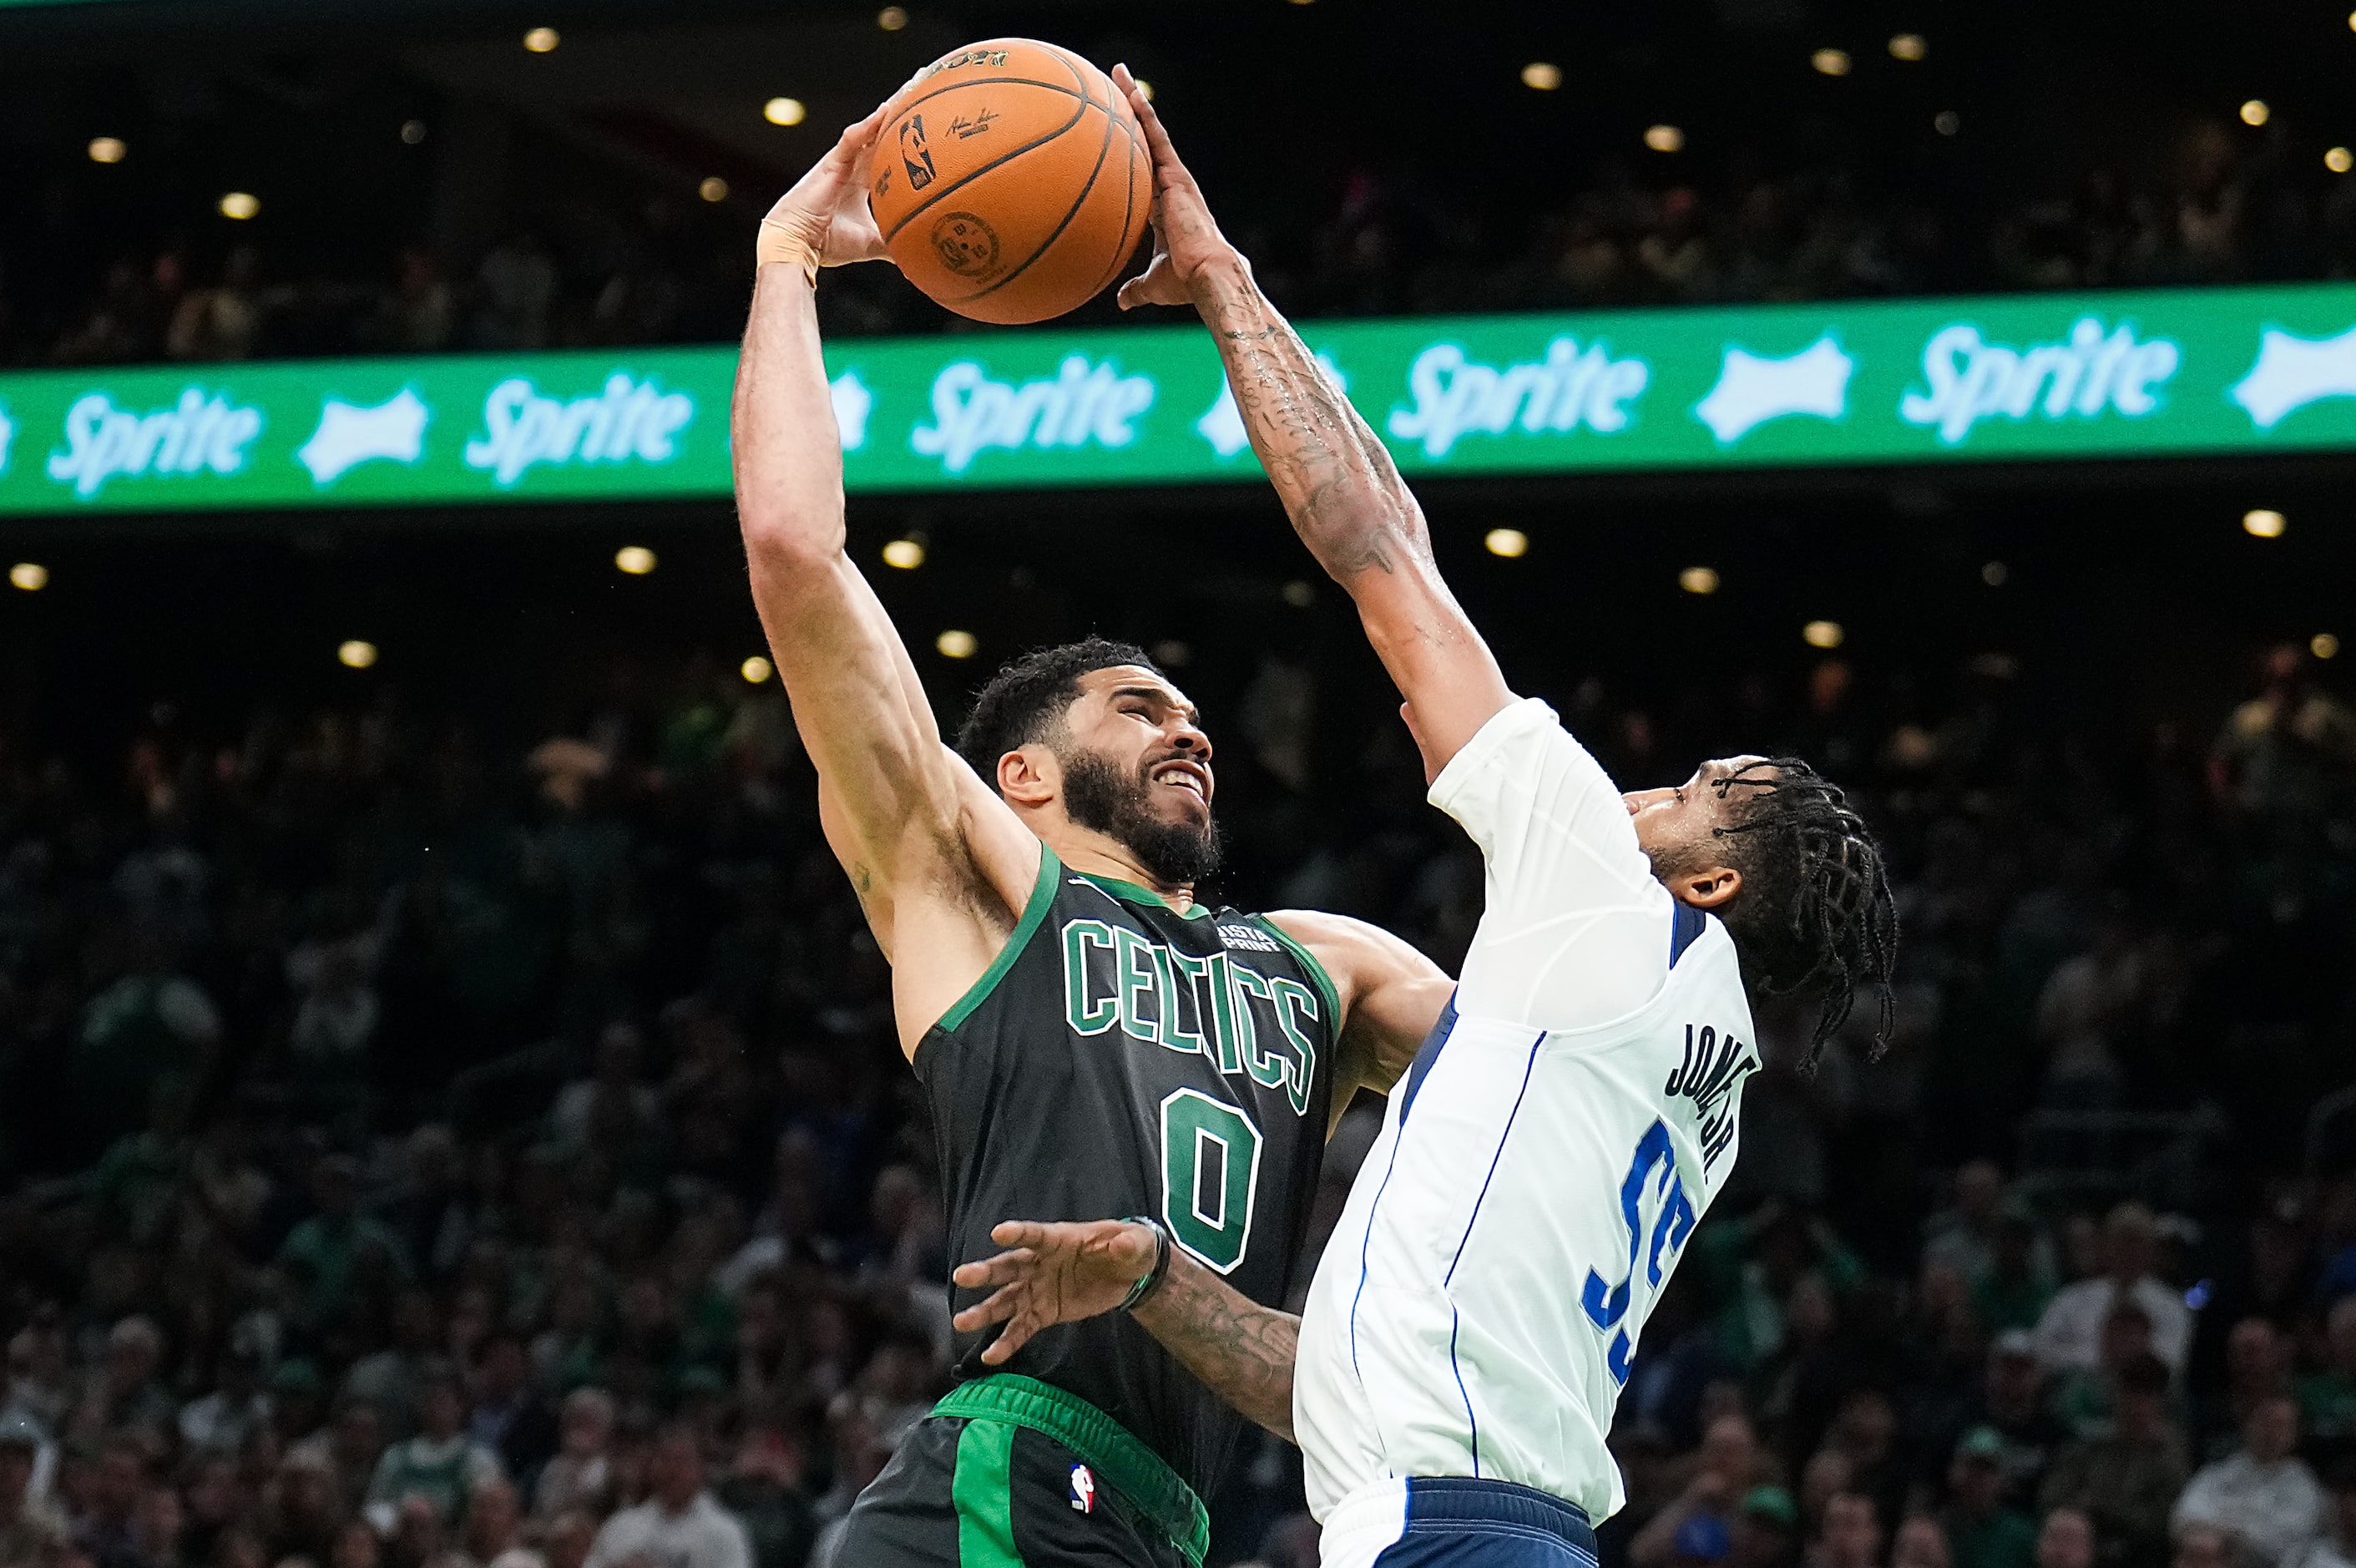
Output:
top-left (1707, 758), bottom-right (1900, 1066)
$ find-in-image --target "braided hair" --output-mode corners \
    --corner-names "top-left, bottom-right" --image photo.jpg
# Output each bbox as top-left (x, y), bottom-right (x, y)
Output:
top-left (1706, 758), bottom-right (1900, 1065)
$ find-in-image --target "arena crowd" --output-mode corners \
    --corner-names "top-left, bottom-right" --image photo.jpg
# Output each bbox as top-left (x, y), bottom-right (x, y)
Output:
top-left (0, 630), bottom-right (2353, 1568)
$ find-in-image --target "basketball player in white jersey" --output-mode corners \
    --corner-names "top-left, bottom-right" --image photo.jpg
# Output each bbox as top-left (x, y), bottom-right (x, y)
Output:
top-left (947, 67), bottom-right (1901, 1568)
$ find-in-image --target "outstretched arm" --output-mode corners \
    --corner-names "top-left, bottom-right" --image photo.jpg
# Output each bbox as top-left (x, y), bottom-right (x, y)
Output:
top-left (735, 113), bottom-right (1036, 1044)
top-left (953, 1220), bottom-right (1301, 1443)
top-left (1110, 65), bottom-right (1513, 779)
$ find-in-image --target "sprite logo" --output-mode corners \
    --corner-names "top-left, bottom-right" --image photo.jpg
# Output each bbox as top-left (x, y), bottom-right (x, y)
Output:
top-left (1059, 918), bottom-right (1318, 1116)
top-left (1899, 318), bottom-right (2180, 444)
top-left (910, 356), bottom-right (1155, 473)
top-left (46, 388), bottom-right (264, 498)
top-left (463, 373), bottom-right (694, 486)
top-left (1386, 337), bottom-right (1649, 459)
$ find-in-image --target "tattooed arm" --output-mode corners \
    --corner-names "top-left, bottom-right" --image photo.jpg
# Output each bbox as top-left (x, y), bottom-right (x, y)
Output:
top-left (952, 1218), bottom-right (1301, 1442)
top-left (1110, 65), bottom-right (1514, 778)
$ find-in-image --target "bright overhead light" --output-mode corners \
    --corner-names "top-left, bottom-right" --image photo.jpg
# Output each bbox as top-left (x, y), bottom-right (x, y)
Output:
top-left (523, 26), bottom-right (559, 52)
top-left (1981, 561), bottom-right (2009, 586)
top-left (1934, 110), bottom-right (1961, 136)
top-left (881, 538), bottom-right (926, 569)
top-left (1521, 62), bottom-right (1562, 91)
top-left (2314, 633), bottom-right (2342, 660)
top-left (218, 191), bottom-right (260, 220)
top-left (337, 640), bottom-right (379, 670)
top-left (9, 563), bottom-right (48, 592)
top-left (1888, 33), bottom-right (1927, 61)
top-left (1282, 580), bottom-right (1316, 608)
top-left (87, 137), bottom-right (125, 164)
top-left (698, 177), bottom-right (729, 203)
top-left (2241, 99), bottom-right (2271, 127)
top-left (1134, 78), bottom-right (1155, 101)
top-left (1484, 528), bottom-right (1529, 559)
top-left (1679, 566), bottom-right (1719, 595)
top-left (401, 119), bottom-right (427, 144)
top-left (2243, 508), bottom-right (2287, 538)
top-left (1645, 124), bottom-right (1685, 153)
top-left (877, 5), bottom-right (908, 28)
top-left (2329, 146), bottom-right (2354, 174)
top-left (1802, 620), bottom-right (1845, 650)
top-left (936, 629), bottom-right (978, 659)
top-left (741, 655), bottom-right (775, 684)
top-left (614, 545), bottom-right (657, 574)
top-left (1812, 48), bottom-right (1853, 77)
top-left (763, 97), bottom-right (806, 127)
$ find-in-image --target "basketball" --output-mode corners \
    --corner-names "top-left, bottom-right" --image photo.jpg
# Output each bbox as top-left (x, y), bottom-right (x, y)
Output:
top-left (869, 38), bottom-right (1151, 326)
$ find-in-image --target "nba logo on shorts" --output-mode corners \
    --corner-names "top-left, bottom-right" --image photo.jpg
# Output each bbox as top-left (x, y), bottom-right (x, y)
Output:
top-left (1069, 1463), bottom-right (1095, 1514)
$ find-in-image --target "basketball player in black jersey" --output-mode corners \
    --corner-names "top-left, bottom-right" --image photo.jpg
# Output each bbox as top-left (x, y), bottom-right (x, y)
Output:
top-left (734, 104), bottom-right (1455, 1568)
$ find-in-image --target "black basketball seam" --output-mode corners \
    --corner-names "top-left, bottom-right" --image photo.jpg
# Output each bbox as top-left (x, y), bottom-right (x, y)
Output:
top-left (877, 50), bottom-right (1093, 245)
top-left (950, 98), bottom-right (1117, 309)
top-left (1087, 114), bottom-right (1147, 297)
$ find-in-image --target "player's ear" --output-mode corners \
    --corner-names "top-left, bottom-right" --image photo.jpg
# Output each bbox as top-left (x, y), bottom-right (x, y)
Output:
top-left (997, 744), bottom-right (1059, 807)
top-left (1670, 863), bottom-right (1742, 910)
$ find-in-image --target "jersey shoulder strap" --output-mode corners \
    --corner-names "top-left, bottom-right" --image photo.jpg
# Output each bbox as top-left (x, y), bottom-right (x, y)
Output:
top-left (933, 842), bottom-right (1062, 1036)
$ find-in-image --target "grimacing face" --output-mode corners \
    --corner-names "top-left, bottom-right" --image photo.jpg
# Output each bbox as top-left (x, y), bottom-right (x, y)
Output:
top-left (1053, 665), bottom-right (1214, 827)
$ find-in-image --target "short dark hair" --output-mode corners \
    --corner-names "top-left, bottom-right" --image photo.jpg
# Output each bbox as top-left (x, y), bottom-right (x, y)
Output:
top-left (2116, 1353), bottom-right (2171, 1397)
top-left (955, 637), bottom-right (1160, 781)
top-left (1707, 759), bottom-right (1900, 1065)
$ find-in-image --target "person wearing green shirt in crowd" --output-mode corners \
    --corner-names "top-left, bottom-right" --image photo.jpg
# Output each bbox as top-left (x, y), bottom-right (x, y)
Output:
top-left (2298, 1299), bottom-right (2356, 1452)
top-left (365, 1371), bottom-right (503, 1530)
top-left (276, 1156), bottom-right (409, 1331)
top-left (1943, 1428), bottom-right (2041, 1568)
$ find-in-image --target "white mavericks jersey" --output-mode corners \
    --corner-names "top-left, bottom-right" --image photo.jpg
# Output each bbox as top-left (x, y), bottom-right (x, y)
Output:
top-left (1297, 697), bottom-right (1761, 1529)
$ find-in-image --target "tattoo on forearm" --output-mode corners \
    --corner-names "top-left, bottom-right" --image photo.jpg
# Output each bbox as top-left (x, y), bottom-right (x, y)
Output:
top-left (1135, 1253), bottom-right (1299, 1443)
top-left (1195, 266), bottom-right (1432, 586)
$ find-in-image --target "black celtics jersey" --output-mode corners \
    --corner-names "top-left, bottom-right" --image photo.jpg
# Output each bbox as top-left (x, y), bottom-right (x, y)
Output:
top-left (915, 843), bottom-right (1341, 1499)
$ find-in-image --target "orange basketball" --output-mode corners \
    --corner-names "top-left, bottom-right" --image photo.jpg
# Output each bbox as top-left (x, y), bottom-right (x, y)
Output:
top-left (869, 38), bottom-right (1151, 326)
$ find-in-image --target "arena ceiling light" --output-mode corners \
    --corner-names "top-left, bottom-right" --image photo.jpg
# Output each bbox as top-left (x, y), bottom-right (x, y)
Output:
top-left (877, 6), bottom-right (908, 28)
top-left (881, 538), bottom-right (926, 569)
top-left (763, 98), bottom-right (806, 127)
top-left (698, 177), bottom-right (729, 203)
top-left (1484, 528), bottom-right (1529, 558)
top-left (1802, 620), bottom-right (1845, 649)
top-left (2328, 147), bottom-right (2353, 174)
top-left (337, 640), bottom-right (378, 670)
top-left (86, 137), bottom-right (125, 164)
top-left (1888, 34), bottom-right (1927, 61)
top-left (1520, 62), bottom-right (1562, 91)
top-left (1282, 581), bottom-right (1316, 608)
top-left (401, 121), bottom-right (427, 145)
top-left (2314, 634), bottom-right (2342, 660)
top-left (1934, 111), bottom-right (1961, 136)
top-left (2243, 508), bottom-right (2287, 538)
top-left (614, 545), bottom-right (657, 574)
top-left (936, 630), bottom-right (978, 659)
top-left (1645, 124), bottom-right (1685, 153)
top-left (523, 27), bottom-right (559, 53)
top-left (9, 564), bottom-right (48, 592)
top-left (1812, 48), bottom-right (1853, 77)
top-left (1679, 566), bottom-right (1718, 595)
top-left (741, 655), bottom-right (775, 684)
top-left (218, 192), bottom-right (260, 220)
top-left (1981, 562), bottom-right (2009, 586)
top-left (2241, 100), bottom-right (2272, 127)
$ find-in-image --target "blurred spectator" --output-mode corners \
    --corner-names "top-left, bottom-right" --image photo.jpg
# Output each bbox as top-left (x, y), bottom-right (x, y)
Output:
top-left (533, 1390), bottom-right (616, 1520)
top-left (582, 1427), bottom-right (748, 1568)
top-left (2287, 1462), bottom-right (2356, 1568)
top-left (0, 1414), bottom-right (66, 1563)
top-left (2035, 1206), bottom-right (2193, 1377)
top-left (1944, 1429), bottom-right (2040, 1568)
top-left (1811, 1493), bottom-right (1883, 1568)
top-left (2171, 1398), bottom-right (2324, 1568)
top-left (2040, 1354), bottom-right (2189, 1568)
top-left (364, 1371), bottom-right (503, 1530)
top-left (2043, 1510), bottom-right (2099, 1568)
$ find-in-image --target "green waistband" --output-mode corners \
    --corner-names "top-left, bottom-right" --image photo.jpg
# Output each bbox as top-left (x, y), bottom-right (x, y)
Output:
top-left (933, 1373), bottom-right (1211, 1568)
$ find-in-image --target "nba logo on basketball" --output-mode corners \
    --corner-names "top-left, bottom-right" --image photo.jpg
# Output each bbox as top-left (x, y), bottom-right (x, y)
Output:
top-left (1069, 1464), bottom-right (1095, 1514)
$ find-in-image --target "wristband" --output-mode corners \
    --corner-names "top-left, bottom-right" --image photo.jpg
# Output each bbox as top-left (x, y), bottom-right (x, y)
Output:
top-left (1117, 1216), bottom-right (1173, 1313)
top-left (756, 219), bottom-right (821, 286)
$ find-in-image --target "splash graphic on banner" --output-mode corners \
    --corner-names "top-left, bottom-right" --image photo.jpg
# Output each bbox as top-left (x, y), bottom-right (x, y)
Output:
top-left (5, 282), bottom-right (2356, 514)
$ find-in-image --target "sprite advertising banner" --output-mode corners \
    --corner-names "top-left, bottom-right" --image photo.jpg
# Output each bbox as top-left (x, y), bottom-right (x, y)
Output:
top-left (7, 282), bottom-right (2356, 515)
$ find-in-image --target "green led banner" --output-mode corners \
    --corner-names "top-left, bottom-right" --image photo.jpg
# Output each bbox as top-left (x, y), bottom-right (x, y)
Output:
top-left (8, 282), bottom-right (2356, 515)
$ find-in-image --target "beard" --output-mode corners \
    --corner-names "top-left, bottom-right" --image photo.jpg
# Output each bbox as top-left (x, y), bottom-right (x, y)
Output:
top-left (1059, 748), bottom-right (1223, 886)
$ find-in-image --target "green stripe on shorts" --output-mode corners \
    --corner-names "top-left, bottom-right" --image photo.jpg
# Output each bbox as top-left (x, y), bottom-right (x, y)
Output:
top-left (952, 1417), bottom-right (1024, 1568)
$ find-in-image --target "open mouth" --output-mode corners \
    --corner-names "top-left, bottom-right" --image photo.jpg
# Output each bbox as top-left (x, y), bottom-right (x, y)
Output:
top-left (1148, 759), bottom-right (1209, 803)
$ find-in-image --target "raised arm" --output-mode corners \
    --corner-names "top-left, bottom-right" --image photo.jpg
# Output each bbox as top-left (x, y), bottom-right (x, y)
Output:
top-left (953, 1220), bottom-right (1302, 1443)
top-left (735, 114), bottom-right (1036, 1044)
top-left (1110, 65), bottom-right (1513, 778)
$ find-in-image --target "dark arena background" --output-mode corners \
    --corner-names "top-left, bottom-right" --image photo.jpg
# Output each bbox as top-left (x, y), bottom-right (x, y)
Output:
top-left (5, 2), bottom-right (2356, 1567)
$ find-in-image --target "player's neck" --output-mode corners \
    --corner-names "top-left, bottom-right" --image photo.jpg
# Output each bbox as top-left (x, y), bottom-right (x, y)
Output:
top-left (1043, 829), bottom-right (1197, 913)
